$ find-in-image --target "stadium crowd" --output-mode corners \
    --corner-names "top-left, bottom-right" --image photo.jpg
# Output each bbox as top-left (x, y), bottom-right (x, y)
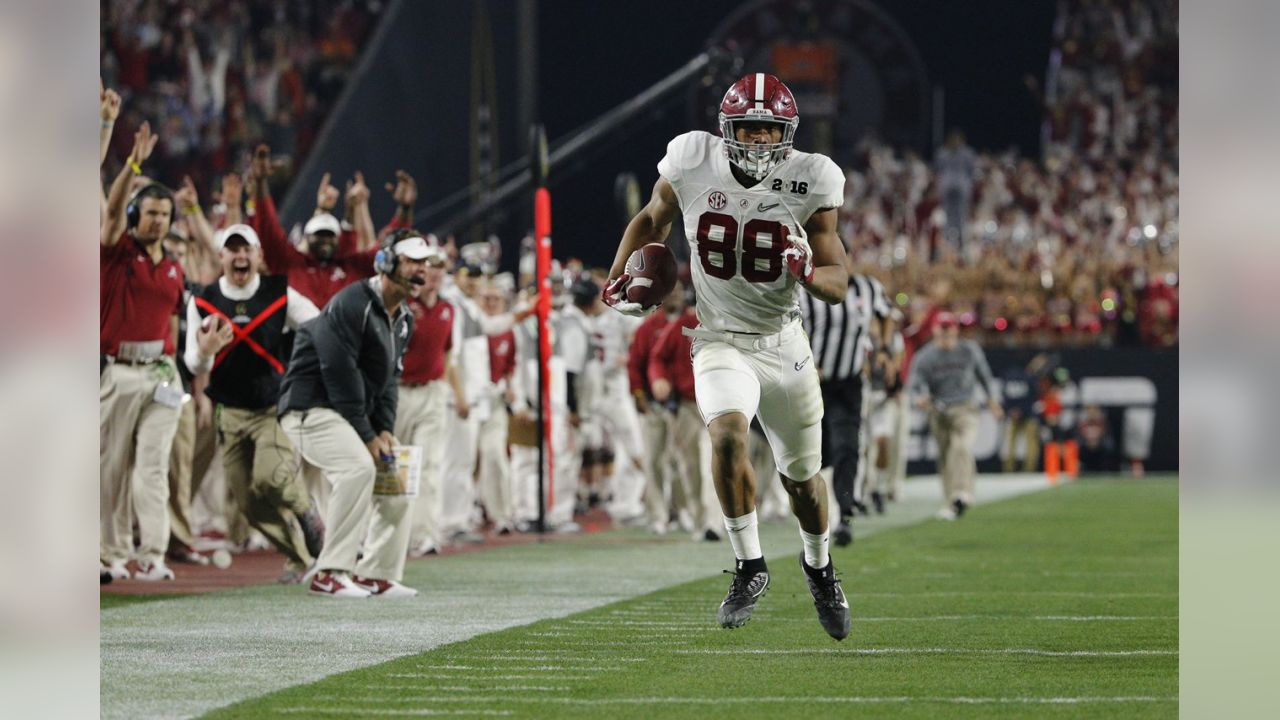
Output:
top-left (100, 0), bottom-right (384, 196)
top-left (99, 0), bottom-right (1175, 587)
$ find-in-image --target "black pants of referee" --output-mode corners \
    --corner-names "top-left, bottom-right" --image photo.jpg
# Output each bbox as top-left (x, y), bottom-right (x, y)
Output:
top-left (820, 376), bottom-right (866, 519)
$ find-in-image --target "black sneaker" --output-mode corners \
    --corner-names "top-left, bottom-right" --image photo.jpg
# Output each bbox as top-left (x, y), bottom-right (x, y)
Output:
top-left (952, 498), bottom-right (968, 518)
top-left (870, 491), bottom-right (885, 515)
top-left (299, 506), bottom-right (326, 559)
top-left (717, 558), bottom-right (769, 629)
top-left (703, 528), bottom-right (722, 542)
top-left (833, 517), bottom-right (853, 547)
top-left (800, 554), bottom-right (851, 641)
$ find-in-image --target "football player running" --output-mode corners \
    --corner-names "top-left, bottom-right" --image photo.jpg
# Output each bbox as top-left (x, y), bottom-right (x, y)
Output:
top-left (605, 73), bottom-right (851, 639)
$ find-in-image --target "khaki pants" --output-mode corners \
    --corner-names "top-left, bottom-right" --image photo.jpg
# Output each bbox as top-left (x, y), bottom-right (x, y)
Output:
top-left (219, 406), bottom-right (314, 570)
top-left (865, 391), bottom-right (899, 496)
top-left (168, 397), bottom-right (218, 551)
top-left (100, 360), bottom-right (181, 565)
top-left (280, 409), bottom-right (375, 575)
top-left (476, 394), bottom-right (512, 528)
top-left (397, 382), bottom-right (448, 548)
top-left (1003, 415), bottom-right (1040, 473)
top-left (672, 401), bottom-right (721, 532)
top-left (889, 393), bottom-right (909, 497)
top-left (641, 409), bottom-right (676, 525)
top-left (440, 398), bottom-right (480, 536)
top-left (929, 403), bottom-right (980, 505)
top-left (509, 403), bottom-right (578, 527)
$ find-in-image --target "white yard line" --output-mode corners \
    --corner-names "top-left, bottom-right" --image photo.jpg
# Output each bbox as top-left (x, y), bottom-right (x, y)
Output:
top-left (388, 674), bottom-right (592, 681)
top-left (673, 647), bottom-right (1177, 657)
top-left (101, 474), bottom-right (1053, 719)
top-left (289, 694), bottom-right (1176, 709)
top-left (279, 709), bottom-right (514, 716)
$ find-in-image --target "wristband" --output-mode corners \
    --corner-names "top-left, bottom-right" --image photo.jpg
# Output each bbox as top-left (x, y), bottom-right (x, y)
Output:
top-left (101, 120), bottom-right (115, 129)
top-left (129, 161), bottom-right (142, 175)
top-left (182, 206), bottom-right (200, 216)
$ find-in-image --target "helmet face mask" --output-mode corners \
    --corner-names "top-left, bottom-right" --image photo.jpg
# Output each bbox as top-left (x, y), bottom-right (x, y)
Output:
top-left (718, 74), bottom-right (799, 181)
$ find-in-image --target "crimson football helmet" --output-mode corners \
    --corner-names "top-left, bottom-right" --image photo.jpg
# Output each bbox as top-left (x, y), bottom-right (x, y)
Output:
top-left (718, 73), bottom-right (799, 180)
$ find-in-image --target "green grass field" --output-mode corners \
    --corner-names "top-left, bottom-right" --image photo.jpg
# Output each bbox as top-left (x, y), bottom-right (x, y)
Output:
top-left (199, 478), bottom-right (1177, 719)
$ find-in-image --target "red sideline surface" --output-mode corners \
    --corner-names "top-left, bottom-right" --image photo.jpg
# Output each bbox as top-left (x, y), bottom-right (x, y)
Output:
top-left (102, 508), bottom-right (615, 596)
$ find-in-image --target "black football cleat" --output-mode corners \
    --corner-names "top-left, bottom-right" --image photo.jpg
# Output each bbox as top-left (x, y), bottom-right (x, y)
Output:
top-left (717, 558), bottom-right (769, 629)
top-left (870, 491), bottom-right (885, 515)
top-left (952, 498), bottom-right (968, 518)
top-left (800, 554), bottom-right (851, 641)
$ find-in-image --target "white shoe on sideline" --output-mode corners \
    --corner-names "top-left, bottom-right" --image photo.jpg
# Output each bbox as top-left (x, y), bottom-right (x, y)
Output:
top-left (309, 571), bottom-right (371, 598)
top-left (106, 560), bottom-right (131, 580)
top-left (935, 506), bottom-right (958, 521)
top-left (352, 576), bottom-right (419, 598)
top-left (408, 539), bottom-right (439, 558)
top-left (134, 561), bottom-right (175, 581)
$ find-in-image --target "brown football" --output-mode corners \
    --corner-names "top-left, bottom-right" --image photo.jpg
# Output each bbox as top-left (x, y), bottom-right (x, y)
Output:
top-left (624, 243), bottom-right (678, 308)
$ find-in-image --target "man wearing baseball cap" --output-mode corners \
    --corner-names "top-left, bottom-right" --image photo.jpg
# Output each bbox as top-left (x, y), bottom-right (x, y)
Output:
top-left (395, 236), bottom-right (464, 558)
top-left (278, 229), bottom-right (429, 597)
top-left (907, 312), bottom-right (1002, 520)
top-left (185, 224), bottom-right (326, 582)
top-left (246, 143), bottom-right (382, 308)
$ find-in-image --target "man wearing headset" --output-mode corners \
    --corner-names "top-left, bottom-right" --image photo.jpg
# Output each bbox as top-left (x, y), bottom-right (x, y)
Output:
top-left (100, 122), bottom-right (186, 581)
top-left (278, 229), bottom-right (430, 598)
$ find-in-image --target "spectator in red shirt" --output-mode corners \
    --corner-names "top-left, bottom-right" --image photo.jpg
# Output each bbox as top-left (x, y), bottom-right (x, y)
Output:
top-left (628, 285), bottom-right (680, 534)
top-left (396, 237), bottom-right (466, 557)
top-left (100, 122), bottom-right (187, 582)
top-left (246, 143), bottom-right (379, 308)
top-left (650, 293), bottom-right (722, 541)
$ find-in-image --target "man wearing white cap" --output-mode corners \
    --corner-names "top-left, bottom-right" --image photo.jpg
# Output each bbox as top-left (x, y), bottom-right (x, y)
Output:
top-left (185, 224), bottom-right (326, 582)
top-left (247, 143), bottom-right (378, 308)
top-left (278, 229), bottom-right (430, 597)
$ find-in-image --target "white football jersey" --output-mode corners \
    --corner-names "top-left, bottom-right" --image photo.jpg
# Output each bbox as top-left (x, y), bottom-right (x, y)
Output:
top-left (588, 310), bottom-right (639, 380)
top-left (658, 131), bottom-right (844, 334)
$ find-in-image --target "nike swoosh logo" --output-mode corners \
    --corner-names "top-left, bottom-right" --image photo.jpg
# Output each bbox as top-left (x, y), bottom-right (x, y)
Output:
top-left (315, 581), bottom-right (335, 592)
top-left (758, 202), bottom-right (780, 212)
top-left (795, 357), bottom-right (810, 371)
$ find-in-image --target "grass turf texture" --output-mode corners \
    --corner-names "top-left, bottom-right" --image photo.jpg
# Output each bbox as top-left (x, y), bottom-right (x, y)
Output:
top-left (100, 592), bottom-right (192, 610)
top-left (206, 478), bottom-right (1176, 719)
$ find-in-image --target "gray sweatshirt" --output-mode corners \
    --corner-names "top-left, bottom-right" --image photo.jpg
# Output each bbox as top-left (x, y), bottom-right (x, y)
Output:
top-left (908, 339), bottom-right (998, 408)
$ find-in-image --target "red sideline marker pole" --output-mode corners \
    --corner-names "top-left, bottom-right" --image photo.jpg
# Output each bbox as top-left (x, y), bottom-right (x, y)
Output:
top-left (534, 188), bottom-right (554, 524)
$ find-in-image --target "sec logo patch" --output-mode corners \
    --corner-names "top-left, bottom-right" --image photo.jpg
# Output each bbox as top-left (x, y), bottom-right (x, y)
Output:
top-left (708, 191), bottom-right (727, 210)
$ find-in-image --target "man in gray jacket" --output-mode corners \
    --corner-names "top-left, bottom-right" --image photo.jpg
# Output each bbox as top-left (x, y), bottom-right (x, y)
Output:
top-left (908, 312), bottom-right (1002, 520)
top-left (278, 229), bottom-right (430, 597)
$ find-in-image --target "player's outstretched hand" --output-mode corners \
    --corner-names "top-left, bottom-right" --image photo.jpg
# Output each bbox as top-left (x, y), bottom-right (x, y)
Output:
top-left (782, 226), bottom-right (815, 284)
top-left (603, 273), bottom-right (653, 317)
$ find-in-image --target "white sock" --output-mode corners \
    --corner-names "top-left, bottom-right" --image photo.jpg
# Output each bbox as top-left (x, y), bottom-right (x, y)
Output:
top-left (799, 526), bottom-right (829, 569)
top-left (723, 510), bottom-right (762, 561)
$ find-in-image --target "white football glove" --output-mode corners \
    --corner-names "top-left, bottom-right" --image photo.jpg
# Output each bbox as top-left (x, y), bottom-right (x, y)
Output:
top-left (603, 273), bottom-right (655, 318)
top-left (781, 225), bottom-right (815, 284)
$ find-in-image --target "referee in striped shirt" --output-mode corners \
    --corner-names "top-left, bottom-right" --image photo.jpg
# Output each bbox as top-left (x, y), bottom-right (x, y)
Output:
top-left (799, 269), bottom-right (892, 547)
